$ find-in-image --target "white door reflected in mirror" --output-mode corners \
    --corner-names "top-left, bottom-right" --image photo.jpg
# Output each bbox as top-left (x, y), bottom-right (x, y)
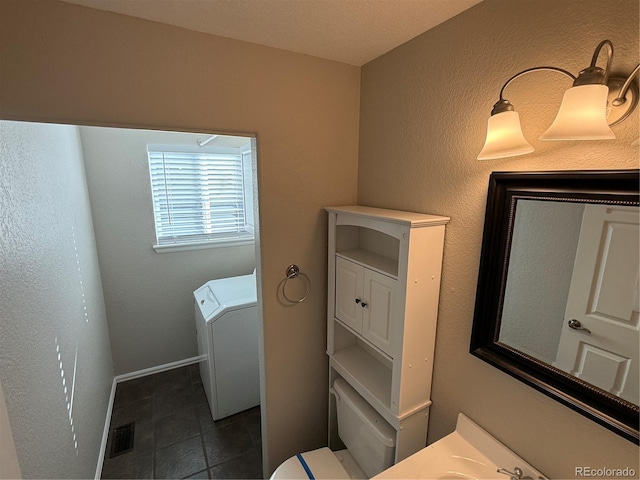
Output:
top-left (498, 201), bottom-right (639, 407)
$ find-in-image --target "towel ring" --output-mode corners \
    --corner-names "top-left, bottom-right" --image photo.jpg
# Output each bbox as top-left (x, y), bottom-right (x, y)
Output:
top-left (279, 264), bottom-right (311, 304)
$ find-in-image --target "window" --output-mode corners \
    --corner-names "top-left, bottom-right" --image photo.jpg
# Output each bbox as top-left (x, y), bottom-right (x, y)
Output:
top-left (148, 144), bottom-right (254, 252)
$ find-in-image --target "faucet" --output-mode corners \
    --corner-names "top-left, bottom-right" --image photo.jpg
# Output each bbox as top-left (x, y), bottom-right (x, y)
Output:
top-left (497, 467), bottom-right (532, 480)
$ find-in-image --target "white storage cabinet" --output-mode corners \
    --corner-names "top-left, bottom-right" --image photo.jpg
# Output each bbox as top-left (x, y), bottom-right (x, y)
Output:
top-left (326, 206), bottom-right (449, 463)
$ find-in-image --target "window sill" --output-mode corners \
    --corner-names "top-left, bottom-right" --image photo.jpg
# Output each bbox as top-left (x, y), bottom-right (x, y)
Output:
top-left (153, 238), bottom-right (255, 253)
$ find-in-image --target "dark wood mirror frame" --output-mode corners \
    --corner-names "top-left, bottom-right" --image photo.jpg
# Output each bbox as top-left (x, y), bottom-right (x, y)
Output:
top-left (470, 169), bottom-right (640, 444)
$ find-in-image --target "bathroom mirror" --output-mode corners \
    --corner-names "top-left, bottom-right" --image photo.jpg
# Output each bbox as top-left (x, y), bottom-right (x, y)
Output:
top-left (470, 170), bottom-right (640, 444)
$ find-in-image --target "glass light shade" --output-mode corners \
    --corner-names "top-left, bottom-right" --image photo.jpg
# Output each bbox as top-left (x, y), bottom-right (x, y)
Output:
top-left (477, 111), bottom-right (534, 160)
top-left (540, 84), bottom-right (614, 140)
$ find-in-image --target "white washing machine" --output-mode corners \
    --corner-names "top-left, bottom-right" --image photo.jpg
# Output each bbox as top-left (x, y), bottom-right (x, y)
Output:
top-left (194, 271), bottom-right (259, 420)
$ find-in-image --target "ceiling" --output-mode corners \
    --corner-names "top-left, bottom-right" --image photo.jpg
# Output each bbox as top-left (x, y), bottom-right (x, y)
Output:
top-left (61, 0), bottom-right (483, 66)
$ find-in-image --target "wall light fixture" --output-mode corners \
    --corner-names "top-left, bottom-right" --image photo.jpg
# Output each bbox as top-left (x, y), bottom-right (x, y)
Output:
top-left (477, 40), bottom-right (639, 160)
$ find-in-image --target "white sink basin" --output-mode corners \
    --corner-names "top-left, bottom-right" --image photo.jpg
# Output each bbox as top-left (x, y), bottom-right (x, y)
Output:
top-left (373, 413), bottom-right (547, 480)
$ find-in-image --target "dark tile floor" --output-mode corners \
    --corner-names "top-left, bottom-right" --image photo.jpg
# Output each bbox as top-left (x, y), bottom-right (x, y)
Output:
top-left (101, 364), bottom-right (262, 479)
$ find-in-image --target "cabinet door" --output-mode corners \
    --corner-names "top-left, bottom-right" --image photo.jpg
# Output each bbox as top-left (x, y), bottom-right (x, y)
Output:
top-left (335, 257), bottom-right (363, 332)
top-left (362, 269), bottom-right (396, 356)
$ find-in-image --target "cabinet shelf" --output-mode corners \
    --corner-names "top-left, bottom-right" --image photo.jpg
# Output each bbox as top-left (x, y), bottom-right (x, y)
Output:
top-left (336, 249), bottom-right (398, 278)
top-left (330, 344), bottom-right (392, 414)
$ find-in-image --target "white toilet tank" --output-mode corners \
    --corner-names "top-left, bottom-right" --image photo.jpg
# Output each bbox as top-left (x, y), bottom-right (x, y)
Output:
top-left (333, 378), bottom-right (396, 478)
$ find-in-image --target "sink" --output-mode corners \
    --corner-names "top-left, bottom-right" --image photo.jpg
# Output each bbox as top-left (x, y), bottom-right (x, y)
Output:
top-left (421, 455), bottom-right (497, 480)
top-left (373, 413), bottom-right (547, 480)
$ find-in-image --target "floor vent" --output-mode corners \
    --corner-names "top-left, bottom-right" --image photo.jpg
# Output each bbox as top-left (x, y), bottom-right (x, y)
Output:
top-left (110, 422), bottom-right (135, 458)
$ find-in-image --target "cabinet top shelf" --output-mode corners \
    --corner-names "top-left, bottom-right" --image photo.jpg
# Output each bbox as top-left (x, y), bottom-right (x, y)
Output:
top-left (326, 205), bottom-right (450, 227)
top-left (336, 249), bottom-right (398, 278)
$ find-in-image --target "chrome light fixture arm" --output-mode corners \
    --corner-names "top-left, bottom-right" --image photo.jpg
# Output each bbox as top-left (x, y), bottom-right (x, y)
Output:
top-left (491, 67), bottom-right (576, 115)
top-left (573, 39), bottom-right (614, 86)
top-left (613, 64), bottom-right (640, 106)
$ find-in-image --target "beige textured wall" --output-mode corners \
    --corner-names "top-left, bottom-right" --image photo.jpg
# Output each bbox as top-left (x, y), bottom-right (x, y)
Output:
top-left (0, 120), bottom-right (114, 478)
top-left (0, 0), bottom-right (360, 474)
top-left (358, 0), bottom-right (639, 478)
top-left (0, 380), bottom-right (21, 479)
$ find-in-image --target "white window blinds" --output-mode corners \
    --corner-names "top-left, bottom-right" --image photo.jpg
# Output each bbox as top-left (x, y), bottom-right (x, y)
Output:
top-left (148, 149), bottom-right (253, 247)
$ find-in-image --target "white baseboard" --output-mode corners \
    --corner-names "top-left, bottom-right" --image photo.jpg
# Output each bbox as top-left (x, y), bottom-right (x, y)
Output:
top-left (94, 355), bottom-right (205, 479)
top-left (95, 376), bottom-right (117, 480)
top-left (114, 355), bottom-right (206, 383)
